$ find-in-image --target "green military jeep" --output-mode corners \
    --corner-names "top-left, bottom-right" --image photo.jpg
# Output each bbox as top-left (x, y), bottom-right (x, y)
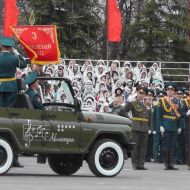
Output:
top-left (0, 78), bottom-right (133, 177)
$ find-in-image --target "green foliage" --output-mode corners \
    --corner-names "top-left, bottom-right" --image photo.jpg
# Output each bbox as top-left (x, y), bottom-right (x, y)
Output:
top-left (122, 0), bottom-right (190, 61)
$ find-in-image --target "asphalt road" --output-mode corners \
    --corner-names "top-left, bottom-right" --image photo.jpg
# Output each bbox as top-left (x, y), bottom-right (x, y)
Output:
top-left (1, 157), bottom-right (189, 190)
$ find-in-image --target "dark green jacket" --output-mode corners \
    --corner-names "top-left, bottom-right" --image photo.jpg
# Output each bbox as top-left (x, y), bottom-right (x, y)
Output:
top-left (180, 99), bottom-right (189, 130)
top-left (0, 52), bottom-right (27, 92)
top-left (26, 88), bottom-right (44, 110)
top-left (120, 99), bottom-right (151, 133)
top-left (156, 97), bottom-right (181, 131)
top-left (152, 102), bottom-right (160, 132)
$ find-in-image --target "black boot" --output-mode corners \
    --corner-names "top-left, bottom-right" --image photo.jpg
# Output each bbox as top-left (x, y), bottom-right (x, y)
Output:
top-left (164, 150), bottom-right (169, 170)
top-left (168, 150), bottom-right (178, 170)
top-left (12, 154), bottom-right (24, 168)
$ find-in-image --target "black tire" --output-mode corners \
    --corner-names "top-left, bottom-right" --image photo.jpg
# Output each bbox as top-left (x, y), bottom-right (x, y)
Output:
top-left (48, 155), bottom-right (81, 175)
top-left (0, 138), bottom-right (13, 174)
top-left (88, 139), bottom-right (124, 177)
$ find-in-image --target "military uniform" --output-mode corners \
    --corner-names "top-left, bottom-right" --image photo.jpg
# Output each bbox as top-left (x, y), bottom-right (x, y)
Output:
top-left (24, 71), bottom-right (44, 110)
top-left (0, 36), bottom-right (27, 107)
top-left (146, 89), bottom-right (154, 162)
top-left (120, 85), bottom-right (150, 170)
top-left (157, 82), bottom-right (181, 170)
top-left (153, 90), bottom-right (165, 162)
top-left (178, 96), bottom-right (190, 164)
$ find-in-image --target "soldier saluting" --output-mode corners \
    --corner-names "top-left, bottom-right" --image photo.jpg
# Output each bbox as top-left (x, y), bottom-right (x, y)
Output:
top-left (0, 36), bottom-right (27, 107)
top-left (0, 36), bottom-right (27, 168)
top-left (120, 84), bottom-right (150, 170)
top-left (157, 81), bottom-right (182, 170)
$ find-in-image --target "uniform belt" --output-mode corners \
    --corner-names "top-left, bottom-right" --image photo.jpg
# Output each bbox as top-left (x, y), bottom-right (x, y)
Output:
top-left (163, 115), bottom-right (177, 120)
top-left (131, 117), bottom-right (149, 122)
top-left (0, 77), bottom-right (16, 82)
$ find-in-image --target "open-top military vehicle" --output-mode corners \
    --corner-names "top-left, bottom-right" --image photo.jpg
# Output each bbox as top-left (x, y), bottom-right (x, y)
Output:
top-left (0, 77), bottom-right (133, 177)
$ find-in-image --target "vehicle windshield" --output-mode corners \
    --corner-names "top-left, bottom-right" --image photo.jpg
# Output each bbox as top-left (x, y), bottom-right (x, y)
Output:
top-left (38, 78), bottom-right (74, 106)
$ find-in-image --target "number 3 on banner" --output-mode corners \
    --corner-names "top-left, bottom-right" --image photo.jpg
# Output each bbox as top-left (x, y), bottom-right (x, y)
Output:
top-left (32, 32), bottom-right (37, 40)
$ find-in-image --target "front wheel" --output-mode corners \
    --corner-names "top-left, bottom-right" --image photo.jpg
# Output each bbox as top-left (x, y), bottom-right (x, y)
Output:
top-left (0, 138), bottom-right (13, 174)
top-left (48, 155), bottom-right (81, 175)
top-left (88, 139), bottom-right (124, 177)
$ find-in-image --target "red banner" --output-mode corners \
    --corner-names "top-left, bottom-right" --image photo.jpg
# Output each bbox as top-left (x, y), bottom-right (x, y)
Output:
top-left (11, 25), bottom-right (61, 64)
top-left (3, 0), bottom-right (19, 37)
top-left (107, 0), bottom-right (122, 42)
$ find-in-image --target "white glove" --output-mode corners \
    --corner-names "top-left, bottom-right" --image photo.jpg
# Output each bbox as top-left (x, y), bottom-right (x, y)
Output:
top-left (152, 131), bottom-right (157, 135)
top-left (12, 48), bottom-right (20, 56)
top-left (177, 128), bottom-right (182, 135)
top-left (160, 126), bottom-right (165, 135)
top-left (148, 130), bottom-right (151, 134)
top-left (186, 110), bottom-right (190, 116)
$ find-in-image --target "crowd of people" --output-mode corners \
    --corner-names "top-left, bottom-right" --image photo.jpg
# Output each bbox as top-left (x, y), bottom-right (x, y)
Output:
top-left (17, 58), bottom-right (165, 112)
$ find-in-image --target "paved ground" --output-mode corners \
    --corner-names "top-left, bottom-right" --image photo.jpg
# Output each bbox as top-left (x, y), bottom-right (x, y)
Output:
top-left (1, 157), bottom-right (190, 190)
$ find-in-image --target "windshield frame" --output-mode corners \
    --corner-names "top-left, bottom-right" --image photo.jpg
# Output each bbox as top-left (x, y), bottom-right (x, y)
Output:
top-left (37, 77), bottom-right (77, 109)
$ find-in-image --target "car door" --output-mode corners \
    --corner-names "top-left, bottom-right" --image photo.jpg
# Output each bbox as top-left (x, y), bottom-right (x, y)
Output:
top-left (7, 107), bottom-right (60, 153)
top-left (38, 78), bottom-right (81, 153)
top-left (44, 108), bottom-right (81, 153)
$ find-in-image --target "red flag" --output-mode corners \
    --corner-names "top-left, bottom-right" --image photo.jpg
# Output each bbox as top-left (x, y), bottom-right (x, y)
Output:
top-left (107, 0), bottom-right (122, 42)
top-left (11, 25), bottom-right (61, 64)
top-left (3, 0), bottom-right (19, 37)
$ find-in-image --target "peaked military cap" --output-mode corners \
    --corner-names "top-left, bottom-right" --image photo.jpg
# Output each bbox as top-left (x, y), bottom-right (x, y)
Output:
top-left (157, 90), bottom-right (166, 97)
top-left (24, 71), bottom-right (38, 85)
top-left (136, 84), bottom-right (148, 94)
top-left (176, 87), bottom-right (183, 94)
top-left (147, 89), bottom-right (154, 96)
top-left (0, 36), bottom-right (16, 47)
top-left (165, 81), bottom-right (176, 91)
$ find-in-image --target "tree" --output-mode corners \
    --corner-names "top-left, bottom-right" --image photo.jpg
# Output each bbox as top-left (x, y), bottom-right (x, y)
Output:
top-left (118, 0), bottom-right (190, 61)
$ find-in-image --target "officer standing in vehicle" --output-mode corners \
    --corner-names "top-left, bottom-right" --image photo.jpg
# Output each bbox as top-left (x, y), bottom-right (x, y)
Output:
top-left (120, 85), bottom-right (150, 170)
top-left (24, 71), bottom-right (44, 110)
top-left (157, 82), bottom-right (181, 170)
top-left (0, 36), bottom-right (27, 168)
top-left (0, 36), bottom-right (27, 107)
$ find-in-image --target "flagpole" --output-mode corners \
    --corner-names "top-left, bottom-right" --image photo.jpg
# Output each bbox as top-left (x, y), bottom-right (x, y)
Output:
top-left (106, 0), bottom-right (109, 67)
top-left (106, 40), bottom-right (109, 67)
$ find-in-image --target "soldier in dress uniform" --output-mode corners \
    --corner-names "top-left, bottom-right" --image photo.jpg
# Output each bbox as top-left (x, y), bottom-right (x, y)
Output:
top-left (0, 36), bottom-right (27, 107)
top-left (0, 36), bottom-right (27, 168)
top-left (179, 85), bottom-right (190, 167)
top-left (146, 89), bottom-right (154, 162)
top-left (152, 90), bottom-right (166, 163)
top-left (120, 84), bottom-right (150, 170)
top-left (24, 71), bottom-right (44, 110)
top-left (174, 87), bottom-right (185, 164)
top-left (157, 81), bottom-right (182, 170)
